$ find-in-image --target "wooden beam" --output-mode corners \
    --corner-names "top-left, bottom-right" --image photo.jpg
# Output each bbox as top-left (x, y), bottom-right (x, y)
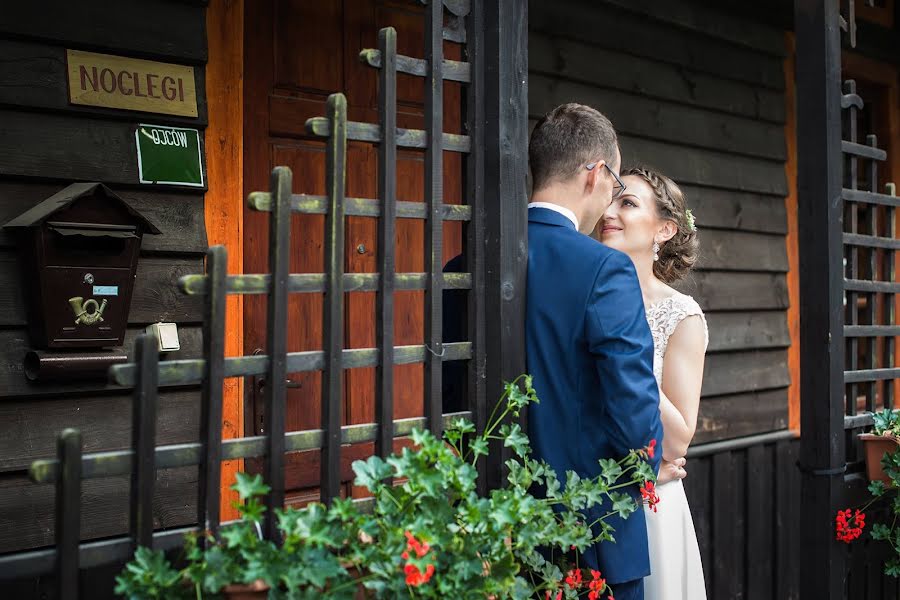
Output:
top-left (482, 0), bottom-right (528, 490)
top-left (784, 32), bottom-right (802, 433)
top-left (794, 1), bottom-right (847, 597)
top-left (205, 0), bottom-right (244, 522)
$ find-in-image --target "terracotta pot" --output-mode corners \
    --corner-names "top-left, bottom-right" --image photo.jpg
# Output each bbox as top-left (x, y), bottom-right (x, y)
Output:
top-left (859, 432), bottom-right (900, 484)
top-left (222, 579), bottom-right (270, 599)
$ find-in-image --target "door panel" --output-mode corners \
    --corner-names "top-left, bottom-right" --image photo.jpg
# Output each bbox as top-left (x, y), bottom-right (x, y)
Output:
top-left (244, 0), bottom-right (464, 501)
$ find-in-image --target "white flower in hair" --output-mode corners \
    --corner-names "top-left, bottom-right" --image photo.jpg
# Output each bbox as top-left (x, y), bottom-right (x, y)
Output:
top-left (685, 209), bottom-right (696, 232)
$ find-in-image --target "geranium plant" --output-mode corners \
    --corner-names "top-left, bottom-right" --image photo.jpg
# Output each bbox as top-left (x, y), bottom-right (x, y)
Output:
top-left (117, 375), bottom-right (657, 598)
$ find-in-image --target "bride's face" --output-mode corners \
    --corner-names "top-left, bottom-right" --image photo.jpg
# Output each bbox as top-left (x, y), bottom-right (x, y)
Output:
top-left (599, 176), bottom-right (662, 260)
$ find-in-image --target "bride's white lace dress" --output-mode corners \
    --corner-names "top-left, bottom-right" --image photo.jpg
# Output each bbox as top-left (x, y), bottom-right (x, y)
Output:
top-left (644, 292), bottom-right (708, 600)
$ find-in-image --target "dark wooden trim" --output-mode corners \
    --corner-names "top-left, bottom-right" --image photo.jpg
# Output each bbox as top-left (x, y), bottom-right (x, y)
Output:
top-left (198, 246), bottom-right (227, 534)
top-left (129, 334), bottom-right (158, 548)
top-left (0, 39), bottom-right (208, 126)
top-left (795, 0), bottom-right (847, 595)
top-left (424, 0), bottom-right (445, 437)
top-left (482, 0), bottom-right (529, 489)
top-left (0, 0), bottom-right (208, 64)
top-left (263, 167), bottom-right (290, 537)
top-left (0, 110), bottom-right (207, 191)
top-left (55, 429), bottom-right (81, 600)
top-left (321, 97), bottom-right (346, 503)
top-left (375, 27), bottom-right (397, 462)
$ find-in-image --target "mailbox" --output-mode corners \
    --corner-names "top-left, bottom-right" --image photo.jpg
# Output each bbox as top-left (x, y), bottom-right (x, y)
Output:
top-left (3, 183), bottom-right (160, 351)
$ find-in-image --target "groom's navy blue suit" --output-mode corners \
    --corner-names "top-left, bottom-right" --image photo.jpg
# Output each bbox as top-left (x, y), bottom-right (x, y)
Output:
top-left (526, 207), bottom-right (663, 593)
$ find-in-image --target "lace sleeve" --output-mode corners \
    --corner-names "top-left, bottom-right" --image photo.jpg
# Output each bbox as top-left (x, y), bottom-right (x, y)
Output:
top-left (664, 295), bottom-right (708, 351)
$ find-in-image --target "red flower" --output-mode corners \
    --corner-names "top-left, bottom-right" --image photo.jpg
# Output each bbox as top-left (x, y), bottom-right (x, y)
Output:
top-left (835, 508), bottom-right (866, 543)
top-left (544, 591), bottom-right (563, 600)
top-left (587, 569), bottom-right (607, 599)
top-left (404, 562), bottom-right (435, 586)
top-left (646, 438), bottom-right (657, 459)
top-left (640, 480), bottom-right (660, 513)
top-left (404, 530), bottom-right (431, 557)
top-left (565, 568), bottom-right (583, 589)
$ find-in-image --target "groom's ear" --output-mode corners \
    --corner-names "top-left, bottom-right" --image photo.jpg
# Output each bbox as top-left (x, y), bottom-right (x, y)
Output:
top-left (584, 160), bottom-right (603, 194)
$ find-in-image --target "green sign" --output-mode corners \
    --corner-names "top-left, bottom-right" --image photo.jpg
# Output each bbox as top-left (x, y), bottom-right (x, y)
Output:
top-left (135, 124), bottom-right (204, 187)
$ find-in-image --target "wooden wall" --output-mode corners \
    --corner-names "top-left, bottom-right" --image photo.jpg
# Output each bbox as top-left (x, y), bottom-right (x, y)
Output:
top-left (0, 1), bottom-right (208, 553)
top-left (683, 436), bottom-right (801, 600)
top-left (529, 0), bottom-right (792, 444)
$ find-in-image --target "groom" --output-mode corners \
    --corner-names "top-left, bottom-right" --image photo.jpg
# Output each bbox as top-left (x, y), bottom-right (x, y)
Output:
top-left (526, 103), bottom-right (664, 600)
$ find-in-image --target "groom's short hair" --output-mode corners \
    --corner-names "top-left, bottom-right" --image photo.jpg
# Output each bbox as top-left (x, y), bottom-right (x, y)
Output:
top-left (529, 103), bottom-right (618, 191)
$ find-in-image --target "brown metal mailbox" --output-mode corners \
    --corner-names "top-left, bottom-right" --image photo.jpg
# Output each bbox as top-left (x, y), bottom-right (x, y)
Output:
top-left (3, 183), bottom-right (160, 349)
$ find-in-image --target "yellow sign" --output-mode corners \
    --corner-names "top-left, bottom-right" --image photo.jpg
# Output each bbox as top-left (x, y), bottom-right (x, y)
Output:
top-left (66, 49), bottom-right (198, 117)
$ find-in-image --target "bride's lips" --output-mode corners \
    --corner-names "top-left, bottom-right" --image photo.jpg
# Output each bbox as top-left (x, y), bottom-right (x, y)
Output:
top-left (600, 226), bottom-right (622, 234)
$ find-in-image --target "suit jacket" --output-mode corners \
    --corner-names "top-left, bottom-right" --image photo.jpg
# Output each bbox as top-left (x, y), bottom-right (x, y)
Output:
top-left (526, 207), bottom-right (663, 584)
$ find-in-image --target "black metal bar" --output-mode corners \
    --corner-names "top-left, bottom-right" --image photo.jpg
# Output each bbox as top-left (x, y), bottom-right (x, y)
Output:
top-left (845, 368), bottom-right (900, 383)
top-left (845, 279), bottom-right (900, 293)
top-left (842, 140), bottom-right (887, 161)
top-left (247, 193), bottom-right (472, 221)
top-left (864, 135), bottom-right (878, 410)
top-left (181, 272), bottom-right (472, 296)
top-left (482, 0), bottom-right (529, 490)
top-left (795, 0), bottom-right (847, 596)
top-left (844, 325), bottom-right (900, 337)
top-left (55, 428), bottom-right (82, 600)
top-left (198, 245), bottom-right (228, 535)
top-left (29, 412), bottom-right (474, 485)
top-left (109, 341), bottom-right (473, 387)
top-left (687, 429), bottom-right (798, 459)
top-left (376, 27), bottom-right (397, 463)
top-left (884, 184), bottom-right (897, 409)
top-left (465, 0), bottom-right (487, 494)
top-left (305, 119), bottom-right (470, 153)
top-left (844, 80), bottom-right (860, 420)
top-left (130, 334), bottom-right (158, 549)
top-left (424, 0), bottom-right (444, 436)
top-left (360, 49), bottom-right (471, 82)
top-left (842, 188), bottom-right (900, 207)
top-left (322, 93), bottom-right (347, 503)
top-left (842, 232), bottom-right (900, 249)
top-left (263, 166), bottom-right (291, 539)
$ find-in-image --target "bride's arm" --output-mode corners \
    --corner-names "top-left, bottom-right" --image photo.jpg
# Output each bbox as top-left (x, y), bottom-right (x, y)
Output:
top-left (658, 315), bottom-right (707, 461)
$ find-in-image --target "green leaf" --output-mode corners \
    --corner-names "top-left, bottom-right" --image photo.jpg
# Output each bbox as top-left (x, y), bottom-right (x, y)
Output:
top-left (869, 480), bottom-right (887, 497)
top-left (231, 472), bottom-right (270, 501)
top-left (470, 437), bottom-right (489, 460)
top-left (610, 492), bottom-right (637, 518)
top-left (599, 458), bottom-right (623, 484)
top-left (351, 455), bottom-right (393, 490)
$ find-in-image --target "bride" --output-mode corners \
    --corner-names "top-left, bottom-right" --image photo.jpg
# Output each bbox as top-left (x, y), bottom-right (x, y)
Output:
top-left (599, 167), bottom-right (708, 600)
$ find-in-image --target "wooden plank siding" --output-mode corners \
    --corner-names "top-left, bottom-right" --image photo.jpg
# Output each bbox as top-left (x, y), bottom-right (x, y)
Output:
top-left (0, 0), bottom-right (208, 554)
top-left (530, 0), bottom-right (792, 445)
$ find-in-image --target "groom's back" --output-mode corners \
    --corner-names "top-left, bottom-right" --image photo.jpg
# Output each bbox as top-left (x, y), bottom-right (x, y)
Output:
top-left (525, 206), bottom-right (661, 585)
top-left (525, 210), bottom-right (620, 477)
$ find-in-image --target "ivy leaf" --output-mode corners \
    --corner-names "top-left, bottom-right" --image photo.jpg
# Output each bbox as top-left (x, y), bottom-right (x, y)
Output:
top-left (470, 437), bottom-right (489, 460)
top-left (610, 492), bottom-right (636, 518)
top-left (501, 423), bottom-right (531, 458)
top-left (599, 458), bottom-right (623, 484)
top-left (351, 455), bottom-right (393, 490)
top-left (231, 472), bottom-right (270, 501)
top-left (869, 480), bottom-right (887, 497)
top-left (872, 523), bottom-right (892, 541)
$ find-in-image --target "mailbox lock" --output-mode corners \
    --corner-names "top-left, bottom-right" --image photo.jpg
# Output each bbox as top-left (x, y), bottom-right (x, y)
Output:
top-left (83, 273), bottom-right (95, 285)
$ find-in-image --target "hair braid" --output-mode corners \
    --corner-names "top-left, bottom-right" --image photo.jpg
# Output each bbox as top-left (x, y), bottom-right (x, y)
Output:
top-left (621, 167), bottom-right (699, 283)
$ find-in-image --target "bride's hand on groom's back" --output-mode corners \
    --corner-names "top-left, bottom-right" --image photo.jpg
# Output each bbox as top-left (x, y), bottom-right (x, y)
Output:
top-left (657, 457), bottom-right (687, 485)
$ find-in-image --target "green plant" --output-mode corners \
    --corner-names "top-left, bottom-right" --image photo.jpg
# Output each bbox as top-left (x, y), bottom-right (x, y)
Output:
top-left (118, 375), bottom-right (656, 598)
top-left (873, 408), bottom-right (900, 437)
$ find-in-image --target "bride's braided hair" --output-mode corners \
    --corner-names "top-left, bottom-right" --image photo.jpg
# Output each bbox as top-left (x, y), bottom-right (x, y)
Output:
top-left (621, 167), bottom-right (699, 283)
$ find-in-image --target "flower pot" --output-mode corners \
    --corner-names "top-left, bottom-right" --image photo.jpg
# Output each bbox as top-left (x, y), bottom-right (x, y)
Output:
top-left (222, 579), bottom-right (270, 599)
top-left (859, 432), bottom-right (900, 484)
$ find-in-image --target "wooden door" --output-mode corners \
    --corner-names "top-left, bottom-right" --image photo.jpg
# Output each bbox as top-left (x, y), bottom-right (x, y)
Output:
top-left (243, 0), bottom-right (463, 503)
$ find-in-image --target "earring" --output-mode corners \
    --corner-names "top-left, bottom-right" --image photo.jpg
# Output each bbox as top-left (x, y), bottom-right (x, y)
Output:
top-left (653, 242), bottom-right (660, 262)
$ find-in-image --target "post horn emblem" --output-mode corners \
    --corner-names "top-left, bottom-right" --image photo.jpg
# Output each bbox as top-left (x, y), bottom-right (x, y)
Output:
top-left (68, 297), bottom-right (108, 326)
